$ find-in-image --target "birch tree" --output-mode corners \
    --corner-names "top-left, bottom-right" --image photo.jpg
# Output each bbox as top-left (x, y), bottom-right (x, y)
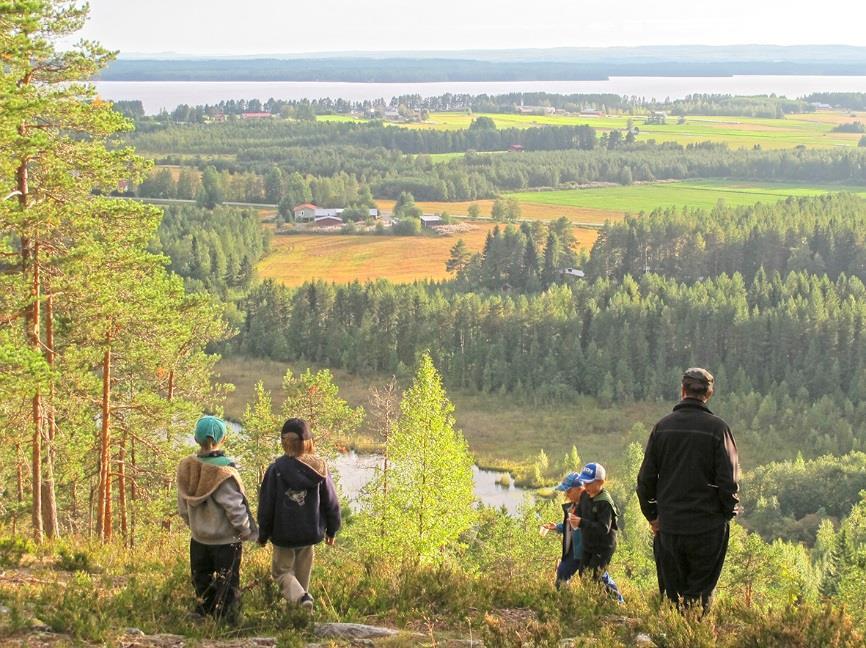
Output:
top-left (358, 353), bottom-right (476, 563)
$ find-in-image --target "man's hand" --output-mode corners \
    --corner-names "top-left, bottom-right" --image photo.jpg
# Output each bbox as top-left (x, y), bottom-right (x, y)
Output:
top-left (567, 514), bottom-right (581, 529)
top-left (542, 522), bottom-right (557, 531)
top-left (649, 519), bottom-right (660, 535)
top-left (325, 536), bottom-right (336, 546)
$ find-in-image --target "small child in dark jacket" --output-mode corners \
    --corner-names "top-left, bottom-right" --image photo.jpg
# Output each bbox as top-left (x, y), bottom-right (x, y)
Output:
top-left (574, 462), bottom-right (624, 603)
top-left (257, 418), bottom-right (341, 610)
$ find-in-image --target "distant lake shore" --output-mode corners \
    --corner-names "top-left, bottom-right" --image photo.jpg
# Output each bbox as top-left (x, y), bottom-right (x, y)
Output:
top-left (95, 76), bottom-right (866, 115)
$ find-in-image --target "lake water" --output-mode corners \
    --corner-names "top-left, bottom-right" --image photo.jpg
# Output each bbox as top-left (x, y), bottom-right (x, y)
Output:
top-left (95, 76), bottom-right (866, 115)
top-left (333, 452), bottom-right (532, 515)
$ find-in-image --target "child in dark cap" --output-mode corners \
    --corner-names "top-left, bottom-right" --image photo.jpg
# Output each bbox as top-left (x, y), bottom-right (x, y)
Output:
top-left (177, 415), bottom-right (258, 624)
top-left (257, 418), bottom-right (341, 610)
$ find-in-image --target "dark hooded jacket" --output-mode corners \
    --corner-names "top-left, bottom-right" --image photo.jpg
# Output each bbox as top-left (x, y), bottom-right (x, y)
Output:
top-left (257, 454), bottom-right (341, 548)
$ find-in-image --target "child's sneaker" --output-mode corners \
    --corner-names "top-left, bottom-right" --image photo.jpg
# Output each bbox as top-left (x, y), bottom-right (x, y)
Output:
top-left (299, 593), bottom-right (314, 610)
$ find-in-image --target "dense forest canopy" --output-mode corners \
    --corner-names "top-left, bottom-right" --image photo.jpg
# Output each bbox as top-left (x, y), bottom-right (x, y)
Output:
top-left (588, 193), bottom-right (866, 283)
top-left (129, 132), bottom-right (866, 205)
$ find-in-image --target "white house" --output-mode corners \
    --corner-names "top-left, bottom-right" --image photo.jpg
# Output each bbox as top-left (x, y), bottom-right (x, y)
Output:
top-left (561, 267), bottom-right (586, 278)
top-left (293, 203), bottom-right (318, 222)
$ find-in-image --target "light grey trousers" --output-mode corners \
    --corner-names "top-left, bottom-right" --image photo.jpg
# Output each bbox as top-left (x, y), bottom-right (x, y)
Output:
top-left (271, 545), bottom-right (314, 603)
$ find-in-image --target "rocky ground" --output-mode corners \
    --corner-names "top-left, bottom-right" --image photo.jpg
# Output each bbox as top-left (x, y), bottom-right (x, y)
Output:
top-left (0, 612), bottom-right (657, 647)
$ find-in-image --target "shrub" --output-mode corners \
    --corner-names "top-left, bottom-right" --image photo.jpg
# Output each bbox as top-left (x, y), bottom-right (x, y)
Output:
top-left (392, 218), bottom-right (420, 236)
top-left (0, 536), bottom-right (33, 567)
top-left (56, 548), bottom-right (97, 573)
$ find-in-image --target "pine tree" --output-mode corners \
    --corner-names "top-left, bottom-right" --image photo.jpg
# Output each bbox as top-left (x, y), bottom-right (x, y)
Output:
top-left (0, 0), bottom-right (166, 541)
top-left (2, 1), bottom-right (229, 543)
top-left (446, 239), bottom-right (471, 275)
top-left (815, 518), bottom-right (839, 597)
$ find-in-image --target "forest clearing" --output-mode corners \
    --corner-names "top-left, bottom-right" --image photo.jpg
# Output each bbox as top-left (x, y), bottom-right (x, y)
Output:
top-left (257, 225), bottom-right (599, 286)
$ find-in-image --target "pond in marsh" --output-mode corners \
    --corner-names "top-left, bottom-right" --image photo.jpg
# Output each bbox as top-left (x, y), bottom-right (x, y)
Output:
top-left (333, 452), bottom-right (533, 515)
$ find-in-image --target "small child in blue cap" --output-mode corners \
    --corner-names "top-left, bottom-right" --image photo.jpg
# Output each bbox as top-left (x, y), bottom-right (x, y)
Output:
top-left (543, 471), bottom-right (585, 587)
top-left (177, 415), bottom-right (257, 624)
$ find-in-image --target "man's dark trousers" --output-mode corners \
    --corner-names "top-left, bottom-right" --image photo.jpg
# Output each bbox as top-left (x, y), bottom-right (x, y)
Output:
top-left (190, 539), bottom-right (242, 619)
top-left (656, 523), bottom-right (729, 611)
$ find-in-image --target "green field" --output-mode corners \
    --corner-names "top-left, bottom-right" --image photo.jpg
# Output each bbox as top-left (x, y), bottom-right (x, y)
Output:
top-left (320, 110), bottom-right (866, 149)
top-left (508, 180), bottom-right (866, 215)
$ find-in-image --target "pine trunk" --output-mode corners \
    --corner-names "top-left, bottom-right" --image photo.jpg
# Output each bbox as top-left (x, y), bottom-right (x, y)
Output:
top-left (42, 293), bottom-right (59, 539)
top-left (97, 345), bottom-right (112, 542)
top-left (31, 391), bottom-right (43, 543)
top-left (129, 434), bottom-right (137, 548)
top-left (70, 481), bottom-right (79, 535)
top-left (118, 430), bottom-right (128, 546)
top-left (19, 124), bottom-right (43, 544)
top-left (88, 479), bottom-right (95, 538)
top-left (29, 243), bottom-right (43, 544)
top-left (15, 442), bottom-right (24, 537)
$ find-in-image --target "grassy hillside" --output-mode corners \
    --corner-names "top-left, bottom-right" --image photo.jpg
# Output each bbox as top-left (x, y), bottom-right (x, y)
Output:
top-left (3, 524), bottom-right (861, 647)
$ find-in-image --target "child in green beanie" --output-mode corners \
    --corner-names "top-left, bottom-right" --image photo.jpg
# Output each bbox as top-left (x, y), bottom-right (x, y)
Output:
top-left (177, 415), bottom-right (257, 624)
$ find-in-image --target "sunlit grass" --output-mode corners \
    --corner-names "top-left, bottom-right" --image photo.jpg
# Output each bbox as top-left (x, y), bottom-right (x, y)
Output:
top-left (375, 198), bottom-right (618, 224)
top-left (256, 224), bottom-right (599, 287)
top-left (508, 179), bottom-right (866, 214)
top-left (391, 110), bottom-right (866, 149)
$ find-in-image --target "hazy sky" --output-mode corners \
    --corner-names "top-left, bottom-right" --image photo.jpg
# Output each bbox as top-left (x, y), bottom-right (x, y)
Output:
top-left (75, 0), bottom-right (866, 55)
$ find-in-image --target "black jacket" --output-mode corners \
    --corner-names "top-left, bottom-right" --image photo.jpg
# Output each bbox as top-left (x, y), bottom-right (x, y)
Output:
top-left (577, 489), bottom-right (618, 554)
top-left (636, 398), bottom-right (740, 535)
top-left (257, 455), bottom-right (341, 548)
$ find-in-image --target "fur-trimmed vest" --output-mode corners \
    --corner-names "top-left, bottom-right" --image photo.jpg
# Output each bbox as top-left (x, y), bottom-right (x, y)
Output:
top-left (177, 455), bottom-right (257, 545)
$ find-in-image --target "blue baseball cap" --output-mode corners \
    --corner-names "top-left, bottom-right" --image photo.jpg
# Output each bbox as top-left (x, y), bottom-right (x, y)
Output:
top-left (578, 462), bottom-right (607, 484)
top-left (194, 415), bottom-right (227, 445)
top-left (554, 472), bottom-right (583, 491)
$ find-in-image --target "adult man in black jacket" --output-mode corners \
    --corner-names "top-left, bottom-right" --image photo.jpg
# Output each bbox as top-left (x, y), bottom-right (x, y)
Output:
top-left (636, 368), bottom-right (739, 611)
